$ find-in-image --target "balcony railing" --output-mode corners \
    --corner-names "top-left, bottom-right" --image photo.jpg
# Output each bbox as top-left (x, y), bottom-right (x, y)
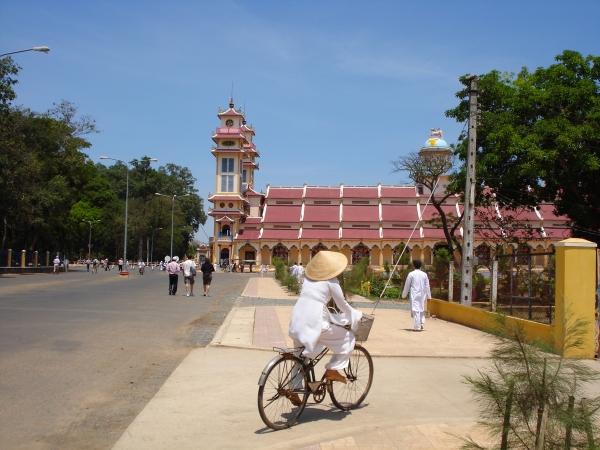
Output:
top-left (217, 234), bottom-right (233, 242)
top-left (215, 127), bottom-right (243, 134)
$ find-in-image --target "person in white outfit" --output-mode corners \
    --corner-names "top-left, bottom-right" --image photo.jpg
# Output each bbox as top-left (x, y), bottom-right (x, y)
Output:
top-left (295, 262), bottom-right (304, 284)
top-left (402, 260), bottom-right (432, 331)
top-left (288, 251), bottom-right (362, 405)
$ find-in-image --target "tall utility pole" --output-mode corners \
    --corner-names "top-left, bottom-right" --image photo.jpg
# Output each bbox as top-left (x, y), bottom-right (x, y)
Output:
top-left (460, 75), bottom-right (479, 306)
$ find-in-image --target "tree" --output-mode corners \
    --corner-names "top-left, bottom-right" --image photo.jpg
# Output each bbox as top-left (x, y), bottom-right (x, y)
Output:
top-left (446, 50), bottom-right (600, 243)
top-left (391, 151), bottom-right (463, 263)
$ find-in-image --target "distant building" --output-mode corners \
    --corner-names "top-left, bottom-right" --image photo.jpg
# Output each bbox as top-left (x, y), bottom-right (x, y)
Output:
top-left (208, 101), bottom-right (571, 266)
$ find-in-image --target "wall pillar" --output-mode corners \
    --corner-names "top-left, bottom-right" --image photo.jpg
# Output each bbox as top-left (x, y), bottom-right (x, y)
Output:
top-left (21, 250), bottom-right (26, 267)
top-left (7, 249), bottom-right (12, 267)
top-left (34, 251), bottom-right (39, 267)
top-left (45, 251), bottom-right (50, 267)
top-left (554, 238), bottom-right (597, 358)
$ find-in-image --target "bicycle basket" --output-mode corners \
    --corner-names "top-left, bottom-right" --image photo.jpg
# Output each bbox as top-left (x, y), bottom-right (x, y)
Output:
top-left (354, 314), bottom-right (374, 341)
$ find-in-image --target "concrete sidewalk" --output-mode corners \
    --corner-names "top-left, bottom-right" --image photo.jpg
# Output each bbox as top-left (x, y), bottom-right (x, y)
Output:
top-left (112, 276), bottom-right (498, 449)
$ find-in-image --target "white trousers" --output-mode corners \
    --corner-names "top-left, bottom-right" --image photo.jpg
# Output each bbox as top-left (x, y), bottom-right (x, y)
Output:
top-left (293, 324), bottom-right (355, 370)
top-left (412, 310), bottom-right (425, 330)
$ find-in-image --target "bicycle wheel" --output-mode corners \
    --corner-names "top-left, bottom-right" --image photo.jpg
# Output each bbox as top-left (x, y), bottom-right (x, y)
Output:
top-left (329, 345), bottom-right (373, 411)
top-left (258, 355), bottom-right (309, 430)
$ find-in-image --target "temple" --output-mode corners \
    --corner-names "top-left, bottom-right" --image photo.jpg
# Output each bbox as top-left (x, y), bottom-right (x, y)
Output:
top-left (208, 100), bottom-right (571, 267)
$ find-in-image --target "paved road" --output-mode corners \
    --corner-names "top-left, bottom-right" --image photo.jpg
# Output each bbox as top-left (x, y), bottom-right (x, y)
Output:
top-left (0, 267), bottom-right (250, 450)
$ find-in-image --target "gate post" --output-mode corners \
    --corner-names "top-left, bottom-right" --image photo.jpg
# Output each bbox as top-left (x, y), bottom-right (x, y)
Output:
top-left (21, 250), bottom-right (26, 267)
top-left (7, 249), bottom-right (12, 267)
top-left (554, 238), bottom-right (597, 358)
top-left (34, 251), bottom-right (38, 267)
top-left (45, 251), bottom-right (50, 267)
top-left (491, 259), bottom-right (498, 312)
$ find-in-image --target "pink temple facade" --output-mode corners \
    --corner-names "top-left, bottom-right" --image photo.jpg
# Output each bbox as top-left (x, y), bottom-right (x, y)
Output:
top-left (208, 101), bottom-right (571, 267)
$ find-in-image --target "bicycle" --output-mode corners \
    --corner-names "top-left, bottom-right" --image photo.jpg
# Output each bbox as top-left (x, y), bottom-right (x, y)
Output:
top-left (257, 344), bottom-right (374, 430)
top-left (139, 266), bottom-right (145, 275)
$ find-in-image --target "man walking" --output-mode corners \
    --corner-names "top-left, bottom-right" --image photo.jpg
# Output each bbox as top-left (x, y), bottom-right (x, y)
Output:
top-left (402, 260), bottom-right (431, 332)
top-left (167, 256), bottom-right (180, 296)
top-left (181, 255), bottom-right (196, 297)
top-left (118, 258), bottom-right (123, 272)
top-left (53, 255), bottom-right (61, 275)
top-left (86, 258), bottom-right (91, 272)
top-left (200, 258), bottom-right (215, 297)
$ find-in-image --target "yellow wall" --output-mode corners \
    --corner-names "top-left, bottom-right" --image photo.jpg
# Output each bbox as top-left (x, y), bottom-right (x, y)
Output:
top-left (428, 299), bottom-right (555, 347)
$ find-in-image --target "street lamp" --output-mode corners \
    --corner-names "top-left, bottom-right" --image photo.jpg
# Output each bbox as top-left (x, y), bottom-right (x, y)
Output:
top-left (1, 46), bottom-right (50, 58)
top-left (100, 156), bottom-right (157, 269)
top-left (150, 227), bottom-right (163, 265)
top-left (155, 193), bottom-right (190, 260)
top-left (82, 219), bottom-right (100, 259)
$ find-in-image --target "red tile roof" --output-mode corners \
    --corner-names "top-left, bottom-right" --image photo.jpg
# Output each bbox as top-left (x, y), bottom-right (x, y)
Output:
top-left (263, 205), bottom-right (302, 223)
top-left (382, 228), bottom-right (417, 239)
top-left (420, 204), bottom-right (458, 221)
top-left (260, 229), bottom-right (300, 240)
top-left (266, 187), bottom-right (304, 199)
top-left (343, 187), bottom-right (378, 198)
top-left (380, 186), bottom-right (416, 198)
top-left (236, 229), bottom-right (260, 240)
top-left (303, 205), bottom-right (340, 222)
top-left (381, 205), bottom-right (419, 222)
top-left (218, 108), bottom-right (244, 117)
top-left (304, 187), bottom-right (341, 199)
top-left (341, 228), bottom-right (380, 239)
top-left (242, 217), bottom-right (262, 224)
top-left (543, 227), bottom-right (572, 238)
top-left (342, 205), bottom-right (379, 222)
top-left (421, 228), bottom-right (448, 239)
top-left (301, 229), bottom-right (339, 240)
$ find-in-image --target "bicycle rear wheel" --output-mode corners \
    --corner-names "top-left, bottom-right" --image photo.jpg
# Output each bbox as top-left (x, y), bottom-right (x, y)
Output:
top-left (258, 355), bottom-right (309, 430)
top-left (329, 345), bottom-right (373, 411)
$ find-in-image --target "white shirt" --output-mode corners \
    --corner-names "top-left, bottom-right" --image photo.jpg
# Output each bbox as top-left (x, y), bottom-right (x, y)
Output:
top-left (289, 278), bottom-right (362, 357)
top-left (181, 259), bottom-right (195, 277)
top-left (402, 269), bottom-right (432, 312)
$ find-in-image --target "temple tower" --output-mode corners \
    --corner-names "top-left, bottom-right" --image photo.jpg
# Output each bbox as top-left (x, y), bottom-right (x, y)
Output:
top-left (418, 128), bottom-right (453, 195)
top-left (207, 98), bottom-right (260, 263)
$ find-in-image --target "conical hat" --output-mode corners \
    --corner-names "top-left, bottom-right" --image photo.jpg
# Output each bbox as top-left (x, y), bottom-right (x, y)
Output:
top-left (305, 251), bottom-right (348, 281)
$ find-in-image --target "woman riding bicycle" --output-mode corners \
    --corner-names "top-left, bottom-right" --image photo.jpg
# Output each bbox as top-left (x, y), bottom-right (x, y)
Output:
top-left (288, 251), bottom-right (362, 405)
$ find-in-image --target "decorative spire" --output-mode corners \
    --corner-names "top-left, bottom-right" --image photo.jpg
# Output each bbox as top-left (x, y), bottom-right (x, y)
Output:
top-left (229, 97), bottom-right (234, 109)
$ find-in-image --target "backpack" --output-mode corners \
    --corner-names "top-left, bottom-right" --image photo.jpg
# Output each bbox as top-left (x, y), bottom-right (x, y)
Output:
top-left (190, 263), bottom-right (196, 277)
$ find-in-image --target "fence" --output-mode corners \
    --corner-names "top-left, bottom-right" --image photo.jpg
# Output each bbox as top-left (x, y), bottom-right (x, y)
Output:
top-left (0, 250), bottom-right (63, 267)
top-left (492, 251), bottom-right (555, 325)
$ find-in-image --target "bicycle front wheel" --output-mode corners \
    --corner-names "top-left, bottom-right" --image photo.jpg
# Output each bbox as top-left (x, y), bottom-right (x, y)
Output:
top-left (258, 355), bottom-right (309, 430)
top-left (329, 344), bottom-right (373, 411)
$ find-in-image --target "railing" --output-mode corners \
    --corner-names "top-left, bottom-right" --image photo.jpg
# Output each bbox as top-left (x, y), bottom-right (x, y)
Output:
top-left (215, 127), bottom-right (243, 134)
top-left (217, 234), bottom-right (233, 242)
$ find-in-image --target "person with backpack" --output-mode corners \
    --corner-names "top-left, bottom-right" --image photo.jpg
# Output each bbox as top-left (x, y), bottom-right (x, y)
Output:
top-left (181, 255), bottom-right (197, 297)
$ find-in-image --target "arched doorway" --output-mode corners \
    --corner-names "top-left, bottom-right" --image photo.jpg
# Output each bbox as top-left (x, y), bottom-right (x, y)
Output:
top-left (272, 244), bottom-right (288, 262)
top-left (351, 243), bottom-right (370, 264)
top-left (219, 247), bottom-right (230, 263)
top-left (311, 243), bottom-right (328, 257)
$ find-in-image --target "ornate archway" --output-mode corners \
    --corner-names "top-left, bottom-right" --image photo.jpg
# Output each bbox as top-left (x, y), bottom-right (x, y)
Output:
top-left (311, 243), bottom-right (328, 257)
top-left (272, 244), bottom-right (289, 262)
top-left (475, 244), bottom-right (491, 266)
top-left (351, 243), bottom-right (370, 264)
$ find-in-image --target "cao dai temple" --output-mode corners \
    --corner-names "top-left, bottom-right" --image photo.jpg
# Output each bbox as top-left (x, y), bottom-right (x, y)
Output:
top-left (207, 99), bottom-right (571, 267)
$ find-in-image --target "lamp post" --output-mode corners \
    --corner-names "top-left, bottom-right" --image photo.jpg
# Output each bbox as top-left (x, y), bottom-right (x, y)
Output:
top-left (155, 193), bottom-right (190, 260)
top-left (150, 227), bottom-right (163, 265)
top-left (100, 156), bottom-right (157, 269)
top-left (82, 219), bottom-right (100, 259)
top-left (0, 46), bottom-right (50, 58)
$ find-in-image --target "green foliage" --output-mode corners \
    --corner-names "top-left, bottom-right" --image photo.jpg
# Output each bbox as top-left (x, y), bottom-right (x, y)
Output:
top-left (460, 313), bottom-right (600, 449)
top-left (431, 247), bottom-right (451, 297)
top-left (446, 50), bottom-right (600, 243)
top-left (272, 258), bottom-right (300, 294)
top-left (0, 63), bottom-right (206, 260)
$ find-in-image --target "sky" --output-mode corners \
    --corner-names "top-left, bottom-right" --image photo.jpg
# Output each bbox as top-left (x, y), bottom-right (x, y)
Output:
top-left (2, 0), bottom-right (599, 239)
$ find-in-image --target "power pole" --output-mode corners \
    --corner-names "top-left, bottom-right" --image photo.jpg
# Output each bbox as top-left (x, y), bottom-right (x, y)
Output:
top-left (460, 75), bottom-right (478, 305)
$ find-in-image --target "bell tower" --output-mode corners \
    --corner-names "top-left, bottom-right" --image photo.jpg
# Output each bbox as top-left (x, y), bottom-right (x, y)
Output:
top-left (207, 98), bottom-right (260, 263)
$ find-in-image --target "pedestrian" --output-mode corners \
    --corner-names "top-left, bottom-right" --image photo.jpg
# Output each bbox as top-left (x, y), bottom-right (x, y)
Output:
top-left (118, 258), bottom-right (123, 272)
top-left (92, 258), bottom-right (99, 274)
top-left (401, 260), bottom-right (432, 332)
top-left (200, 258), bottom-right (215, 296)
top-left (288, 251), bottom-right (361, 405)
top-left (53, 255), bottom-right (61, 275)
top-left (167, 256), bottom-right (180, 296)
top-left (63, 257), bottom-right (69, 272)
top-left (295, 262), bottom-right (304, 284)
top-left (86, 258), bottom-right (91, 272)
top-left (181, 255), bottom-right (197, 297)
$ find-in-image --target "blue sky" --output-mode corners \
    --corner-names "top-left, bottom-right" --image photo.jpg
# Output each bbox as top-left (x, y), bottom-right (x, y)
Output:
top-left (3, 1), bottom-right (598, 238)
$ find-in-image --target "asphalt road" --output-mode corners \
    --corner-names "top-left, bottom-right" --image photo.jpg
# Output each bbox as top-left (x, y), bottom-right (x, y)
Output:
top-left (0, 266), bottom-right (251, 450)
